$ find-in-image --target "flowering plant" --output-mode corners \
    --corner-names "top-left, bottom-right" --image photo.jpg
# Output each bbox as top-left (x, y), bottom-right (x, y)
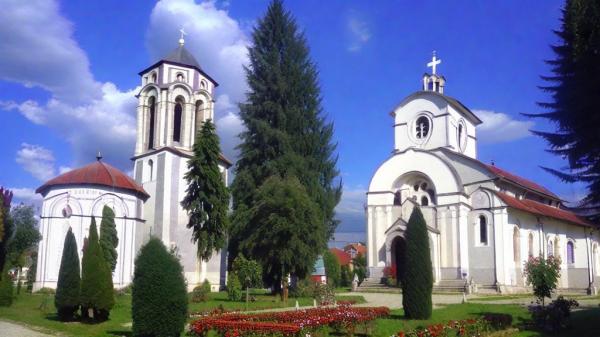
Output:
top-left (396, 318), bottom-right (493, 337)
top-left (523, 255), bottom-right (561, 305)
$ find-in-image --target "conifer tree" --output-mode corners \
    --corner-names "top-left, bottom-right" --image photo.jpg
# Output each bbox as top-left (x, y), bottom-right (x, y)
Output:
top-left (230, 0), bottom-right (341, 280)
top-left (526, 0), bottom-right (600, 215)
top-left (80, 218), bottom-right (114, 321)
top-left (99, 205), bottom-right (118, 272)
top-left (402, 207), bottom-right (433, 319)
top-left (0, 188), bottom-right (13, 272)
top-left (132, 238), bottom-right (187, 337)
top-left (323, 250), bottom-right (341, 287)
top-left (55, 228), bottom-right (81, 321)
top-left (181, 119), bottom-right (230, 261)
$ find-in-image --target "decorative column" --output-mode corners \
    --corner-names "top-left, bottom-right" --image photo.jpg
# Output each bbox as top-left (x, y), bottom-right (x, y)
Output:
top-left (457, 205), bottom-right (470, 279)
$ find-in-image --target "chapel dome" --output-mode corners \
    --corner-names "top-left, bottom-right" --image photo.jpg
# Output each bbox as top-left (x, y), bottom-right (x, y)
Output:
top-left (36, 160), bottom-right (149, 200)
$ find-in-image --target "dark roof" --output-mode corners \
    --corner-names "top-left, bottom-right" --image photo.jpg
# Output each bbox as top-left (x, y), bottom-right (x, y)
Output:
top-left (495, 191), bottom-right (592, 227)
top-left (164, 44), bottom-right (202, 69)
top-left (391, 91), bottom-right (483, 125)
top-left (36, 161), bottom-right (149, 200)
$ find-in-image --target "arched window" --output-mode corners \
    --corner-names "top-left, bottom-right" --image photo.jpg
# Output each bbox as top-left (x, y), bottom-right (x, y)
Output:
top-left (513, 227), bottom-right (521, 263)
top-left (415, 116), bottom-right (430, 139)
top-left (195, 100), bottom-right (204, 137)
top-left (176, 73), bottom-right (184, 82)
top-left (547, 239), bottom-right (554, 256)
top-left (528, 232), bottom-right (534, 257)
top-left (173, 98), bottom-right (183, 143)
top-left (421, 196), bottom-right (429, 206)
top-left (148, 96), bottom-right (156, 150)
top-left (567, 241), bottom-right (575, 264)
top-left (148, 159), bottom-right (154, 182)
top-left (151, 72), bottom-right (157, 83)
top-left (478, 215), bottom-right (488, 245)
top-left (393, 191), bottom-right (401, 206)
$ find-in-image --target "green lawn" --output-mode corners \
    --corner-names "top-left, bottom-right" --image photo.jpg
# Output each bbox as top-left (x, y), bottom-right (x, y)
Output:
top-left (0, 291), bottom-right (365, 337)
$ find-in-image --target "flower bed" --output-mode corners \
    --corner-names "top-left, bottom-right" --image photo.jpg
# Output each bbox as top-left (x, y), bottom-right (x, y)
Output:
top-left (395, 314), bottom-right (513, 337)
top-left (190, 304), bottom-right (390, 337)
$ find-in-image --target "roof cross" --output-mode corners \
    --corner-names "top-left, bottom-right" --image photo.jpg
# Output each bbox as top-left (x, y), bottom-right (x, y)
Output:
top-left (179, 28), bottom-right (187, 46)
top-left (427, 51), bottom-right (441, 75)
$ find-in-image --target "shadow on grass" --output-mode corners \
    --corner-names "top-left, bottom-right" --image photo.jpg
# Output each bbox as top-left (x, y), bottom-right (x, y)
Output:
top-left (106, 331), bottom-right (132, 337)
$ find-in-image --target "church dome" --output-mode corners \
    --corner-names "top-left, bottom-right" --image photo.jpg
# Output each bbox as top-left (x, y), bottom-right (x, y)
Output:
top-left (36, 160), bottom-right (149, 200)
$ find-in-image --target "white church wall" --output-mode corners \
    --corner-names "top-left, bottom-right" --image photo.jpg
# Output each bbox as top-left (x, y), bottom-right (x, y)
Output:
top-left (468, 209), bottom-right (496, 285)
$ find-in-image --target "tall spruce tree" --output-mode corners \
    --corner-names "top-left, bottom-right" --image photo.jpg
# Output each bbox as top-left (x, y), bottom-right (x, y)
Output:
top-left (55, 228), bottom-right (81, 321)
top-left (80, 217), bottom-right (114, 321)
top-left (402, 207), bottom-right (433, 319)
top-left (181, 119), bottom-right (230, 261)
top-left (526, 0), bottom-right (600, 216)
top-left (230, 0), bottom-right (341, 279)
top-left (0, 188), bottom-right (13, 272)
top-left (99, 205), bottom-right (118, 272)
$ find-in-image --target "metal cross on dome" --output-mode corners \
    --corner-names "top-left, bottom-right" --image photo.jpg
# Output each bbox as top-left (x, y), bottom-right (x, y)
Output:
top-left (427, 51), bottom-right (441, 75)
top-left (179, 28), bottom-right (187, 45)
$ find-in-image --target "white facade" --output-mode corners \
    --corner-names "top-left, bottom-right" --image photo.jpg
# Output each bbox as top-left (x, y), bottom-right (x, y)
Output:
top-left (367, 72), bottom-right (599, 293)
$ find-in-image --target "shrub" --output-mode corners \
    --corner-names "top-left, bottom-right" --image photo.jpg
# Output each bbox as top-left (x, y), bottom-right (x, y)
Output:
top-left (192, 280), bottom-right (211, 303)
top-left (523, 255), bottom-right (561, 306)
top-left (313, 282), bottom-right (335, 305)
top-left (26, 253), bottom-right (37, 293)
top-left (340, 265), bottom-right (351, 287)
top-left (132, 238), bottom-right (187, 337)
top-left (80, 218), bottom-right (114, 321)
top-left (528, 296), bottom-right (579, 333)
top-left (99, 206), bottom-right (118, 272)
top-left (227, 273), bottom-right (243, 301)
top-left (402, 207), bottom-right (433, 319)
top-left (352, 254), bottom-right (367, 285)
top-left (323, 250), bottom-right (341, 288)
top-left (55, 228), bottom-right (81, 321)
top-left (383, 265), bottom-right (398, 287)
top-left (35, 287), bottom-right (55, 295)
top-left (0, 266), bottom-right (14, 307)
top-left (231, 254), bottom-right (262, 290)
top-left (289, 278), bottom-right (314, 298)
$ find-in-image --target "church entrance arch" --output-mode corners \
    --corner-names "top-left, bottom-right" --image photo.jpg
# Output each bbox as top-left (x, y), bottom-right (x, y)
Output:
top-left (391, 236), bottom-right (407, 283)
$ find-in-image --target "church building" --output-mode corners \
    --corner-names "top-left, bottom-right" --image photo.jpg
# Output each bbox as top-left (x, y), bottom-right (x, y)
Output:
top-left (366, 54), bottom-right (599, 294)
top-left (34, 35), bottom-right (231, 291)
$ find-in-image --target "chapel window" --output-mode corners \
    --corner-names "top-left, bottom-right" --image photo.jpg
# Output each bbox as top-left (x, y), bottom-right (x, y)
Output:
top-left (528, 233), bottom-right (534, 257)
top-left (478, 215), bottom-right (488, 245)
top-left (173, 97), bottom-right (184, 143)
top-left (148, 96), bottom-right (156, 150)
top-left (393, 191), bottom-right (401, 206)
top-left (547, 239), bottom-right (554, 256)
top-left (195, 100), bottom-right (204, 136)
top-left (148, 159), bottom-right (154, 182)
top-left (421, 196), bottom-right (429, 206)
top-left (151, 72), bottom-right (157, 83)
top-left (415, 116), bottom-right (430, 139)
top-left (62, 205), bottom-right (73, 218)
top-left (513, 227), bottom-right (520, 263)
top-left (176, 73), bottom-right (184, 82)
top-left (567, 241), bottom-right (575, 264)
top-left (201, 80), bottom-right (207, 89)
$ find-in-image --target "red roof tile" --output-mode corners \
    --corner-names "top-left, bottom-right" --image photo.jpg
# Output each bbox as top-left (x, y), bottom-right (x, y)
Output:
top-left (330, 248), bottom-right (352, 265)
top-left (36, 161), bottom-right (149, 200)
top-left (485, 164), bottom-right (558, 199)
top-left (343, 243), bottom-right (367, 256)
top-left (495, 192), bottom-right (591, 227)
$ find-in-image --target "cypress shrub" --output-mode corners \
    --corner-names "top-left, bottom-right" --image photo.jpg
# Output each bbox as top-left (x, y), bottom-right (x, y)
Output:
top-left (402, 207), bottom-right (433, 319)
top-left (227, 273), bottom-right (242, 301)
top-left (132, 238), bottom-right (187, 337)
top-left (80, 218), bottom-right (114, 321)
top-left (323, 250), bottom-right (341, 287)
top-left (0, 266), bottom-right (13, 307)
top-left (55, 228), bottom-right (81, 321)
top-left (99, 206), bottom-right (118, 272)
top-left (191, 280), bottom-right (211, 303)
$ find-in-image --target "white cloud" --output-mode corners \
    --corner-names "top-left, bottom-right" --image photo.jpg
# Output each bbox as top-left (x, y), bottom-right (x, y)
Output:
top-left (335, 185), bottom-right (367, 233)
top-left (15, 143), bottom-right (56, 181)
top-left (58, 166), bottom-right (72, 174)
top-left (474, 109), bottom-right (534, 143)
top-left (347, 13), bottom-right (371, 52)
top-left (9, 187), bottom-right (43, 208)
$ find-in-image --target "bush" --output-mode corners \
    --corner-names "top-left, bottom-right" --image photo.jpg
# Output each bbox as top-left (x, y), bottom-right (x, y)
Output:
top-left (231, 254), bottom-right (262, 290)
top-left (289, 278), bottom-right (314, 298)
top-left (26, 253), bottom-right (37, 293)
top-left (383, 265), bottom-right (398, 287)
top-left (55, 228), bottom-right (81, 321)
top-left (352, 254), bottom-right (367, 285)
top-left (191, 280), bottom-right (211, 303)
top-left (523, 255), bottom-right (561, 306)
top-left (313, 282), bottom-right (335, 305)
top-left (0, 267), bottom-right (14, 307)
top-left (323, 250), bottom-right (341, 287)
top-left (528, 296), bottom-right (579, 333)
top-left (115, 284), bottom-right (132, 296)
top-left (340, 265), bottom-right (351, 287)
top-left (132, 238), bottom-right (188, 337)
top-left (80, 218), bottom-right (114, 321)
top-left (35, 287), bottom-right (55, 295)
top-left (227, 273), bottom-right (242, 301)
top-left (402, 207), bottom-right (433, 319)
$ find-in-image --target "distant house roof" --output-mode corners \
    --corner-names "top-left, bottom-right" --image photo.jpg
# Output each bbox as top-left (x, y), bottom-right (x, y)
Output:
top-left (330, 248), bottom-right (351, 265)
top-left (495, 192), bottom-right (592, 227)
top-left (36, 160), bottom-right (149, 200)
top-left (343, 243), bottom-right (366, 256)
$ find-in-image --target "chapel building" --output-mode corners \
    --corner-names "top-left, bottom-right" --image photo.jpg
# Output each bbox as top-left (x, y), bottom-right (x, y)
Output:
top-left (366, 56), bottom-right (599, 294)
top-left (34, 36), bottom-right (231, 291)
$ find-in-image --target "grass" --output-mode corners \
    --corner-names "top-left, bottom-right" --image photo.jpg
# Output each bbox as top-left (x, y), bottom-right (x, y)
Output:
top-left (372, 303), bottom-right (600, 337)
top-left (0, 291), bottom-right (365, 337)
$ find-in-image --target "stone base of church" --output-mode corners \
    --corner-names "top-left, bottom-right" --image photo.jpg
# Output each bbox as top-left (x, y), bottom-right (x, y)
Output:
top-left (368, 266), bottom-right (385, 279)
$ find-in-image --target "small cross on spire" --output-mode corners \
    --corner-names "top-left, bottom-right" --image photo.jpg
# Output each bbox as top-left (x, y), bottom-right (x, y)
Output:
top-left (96, 151), bottom-right (103, 161)
top-left (178, 28), bottom-right (187, 46)
top-left (427, 51), bottom-right (442, 75)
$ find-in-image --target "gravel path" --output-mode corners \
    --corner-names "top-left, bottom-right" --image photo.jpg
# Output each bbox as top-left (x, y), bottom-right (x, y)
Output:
top-left (0, 321), bottom-right (55, 337)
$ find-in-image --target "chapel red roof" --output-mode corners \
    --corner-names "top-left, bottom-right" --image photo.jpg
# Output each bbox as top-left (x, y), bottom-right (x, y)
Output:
top-left (330, 248), bottom-right (352, 266)
top-left (495, 192), bottom-right (592, 227)
top-left (36, 160), bottom-right (149, 200)
top-left (485, 164), bottom-right (559, 200)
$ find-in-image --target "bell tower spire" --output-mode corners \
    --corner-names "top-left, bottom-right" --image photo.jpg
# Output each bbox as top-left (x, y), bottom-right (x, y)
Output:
top-left (422, 51), bottom-right (446, 94)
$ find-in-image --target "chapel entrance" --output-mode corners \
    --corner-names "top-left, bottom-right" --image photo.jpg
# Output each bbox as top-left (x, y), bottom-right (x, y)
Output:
top-left (391, 236), bottom-right (407, 282)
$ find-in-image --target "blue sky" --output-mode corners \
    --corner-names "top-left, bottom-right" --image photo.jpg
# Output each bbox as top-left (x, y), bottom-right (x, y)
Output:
top-left (0, 0), bottom-right (584, 245)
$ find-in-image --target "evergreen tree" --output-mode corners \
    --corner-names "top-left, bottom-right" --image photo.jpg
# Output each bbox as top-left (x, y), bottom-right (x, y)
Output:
top-left (230, 0), bottom-right (341, 267)
top-left (0, 266), bottom-right (13, 307)
top-left (526, 0), bottom-right (600, 215)
top-left (99, 205), bottom-right (118, 272)
top-left (0, 188), bottom-right (13, 272)
top-left (181, 119), bottom-right (230, 261)
top-left (240, 175), bottom-right (323, 290)
top-left (7, 204), bottom-right (42, 294)
top-left (80, 218), bottom-right (114, 321)
top-left (402, 207), bottom-right (433, 319)
top-left (26, 252), bottom-right (37, 293)
top-left (132, 238), bottom-right (187, 337)
top-left (323, 250), bottom-right (341, 287)
top-left (55, 228), bottom-right (81, 321)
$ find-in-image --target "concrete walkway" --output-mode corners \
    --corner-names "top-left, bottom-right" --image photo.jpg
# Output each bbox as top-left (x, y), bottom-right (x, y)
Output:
top-left (0, 321), bottom-right (54, 337)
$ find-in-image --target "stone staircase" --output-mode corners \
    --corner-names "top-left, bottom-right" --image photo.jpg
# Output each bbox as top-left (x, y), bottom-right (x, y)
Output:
top-left (432, 279), bottom-right (468, 293)
top-left (356, 278), bottom-right (470, 293)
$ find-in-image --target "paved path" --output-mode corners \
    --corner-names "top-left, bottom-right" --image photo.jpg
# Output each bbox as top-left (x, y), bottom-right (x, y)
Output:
top-left (0, 321), bottom-right (54, 337)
